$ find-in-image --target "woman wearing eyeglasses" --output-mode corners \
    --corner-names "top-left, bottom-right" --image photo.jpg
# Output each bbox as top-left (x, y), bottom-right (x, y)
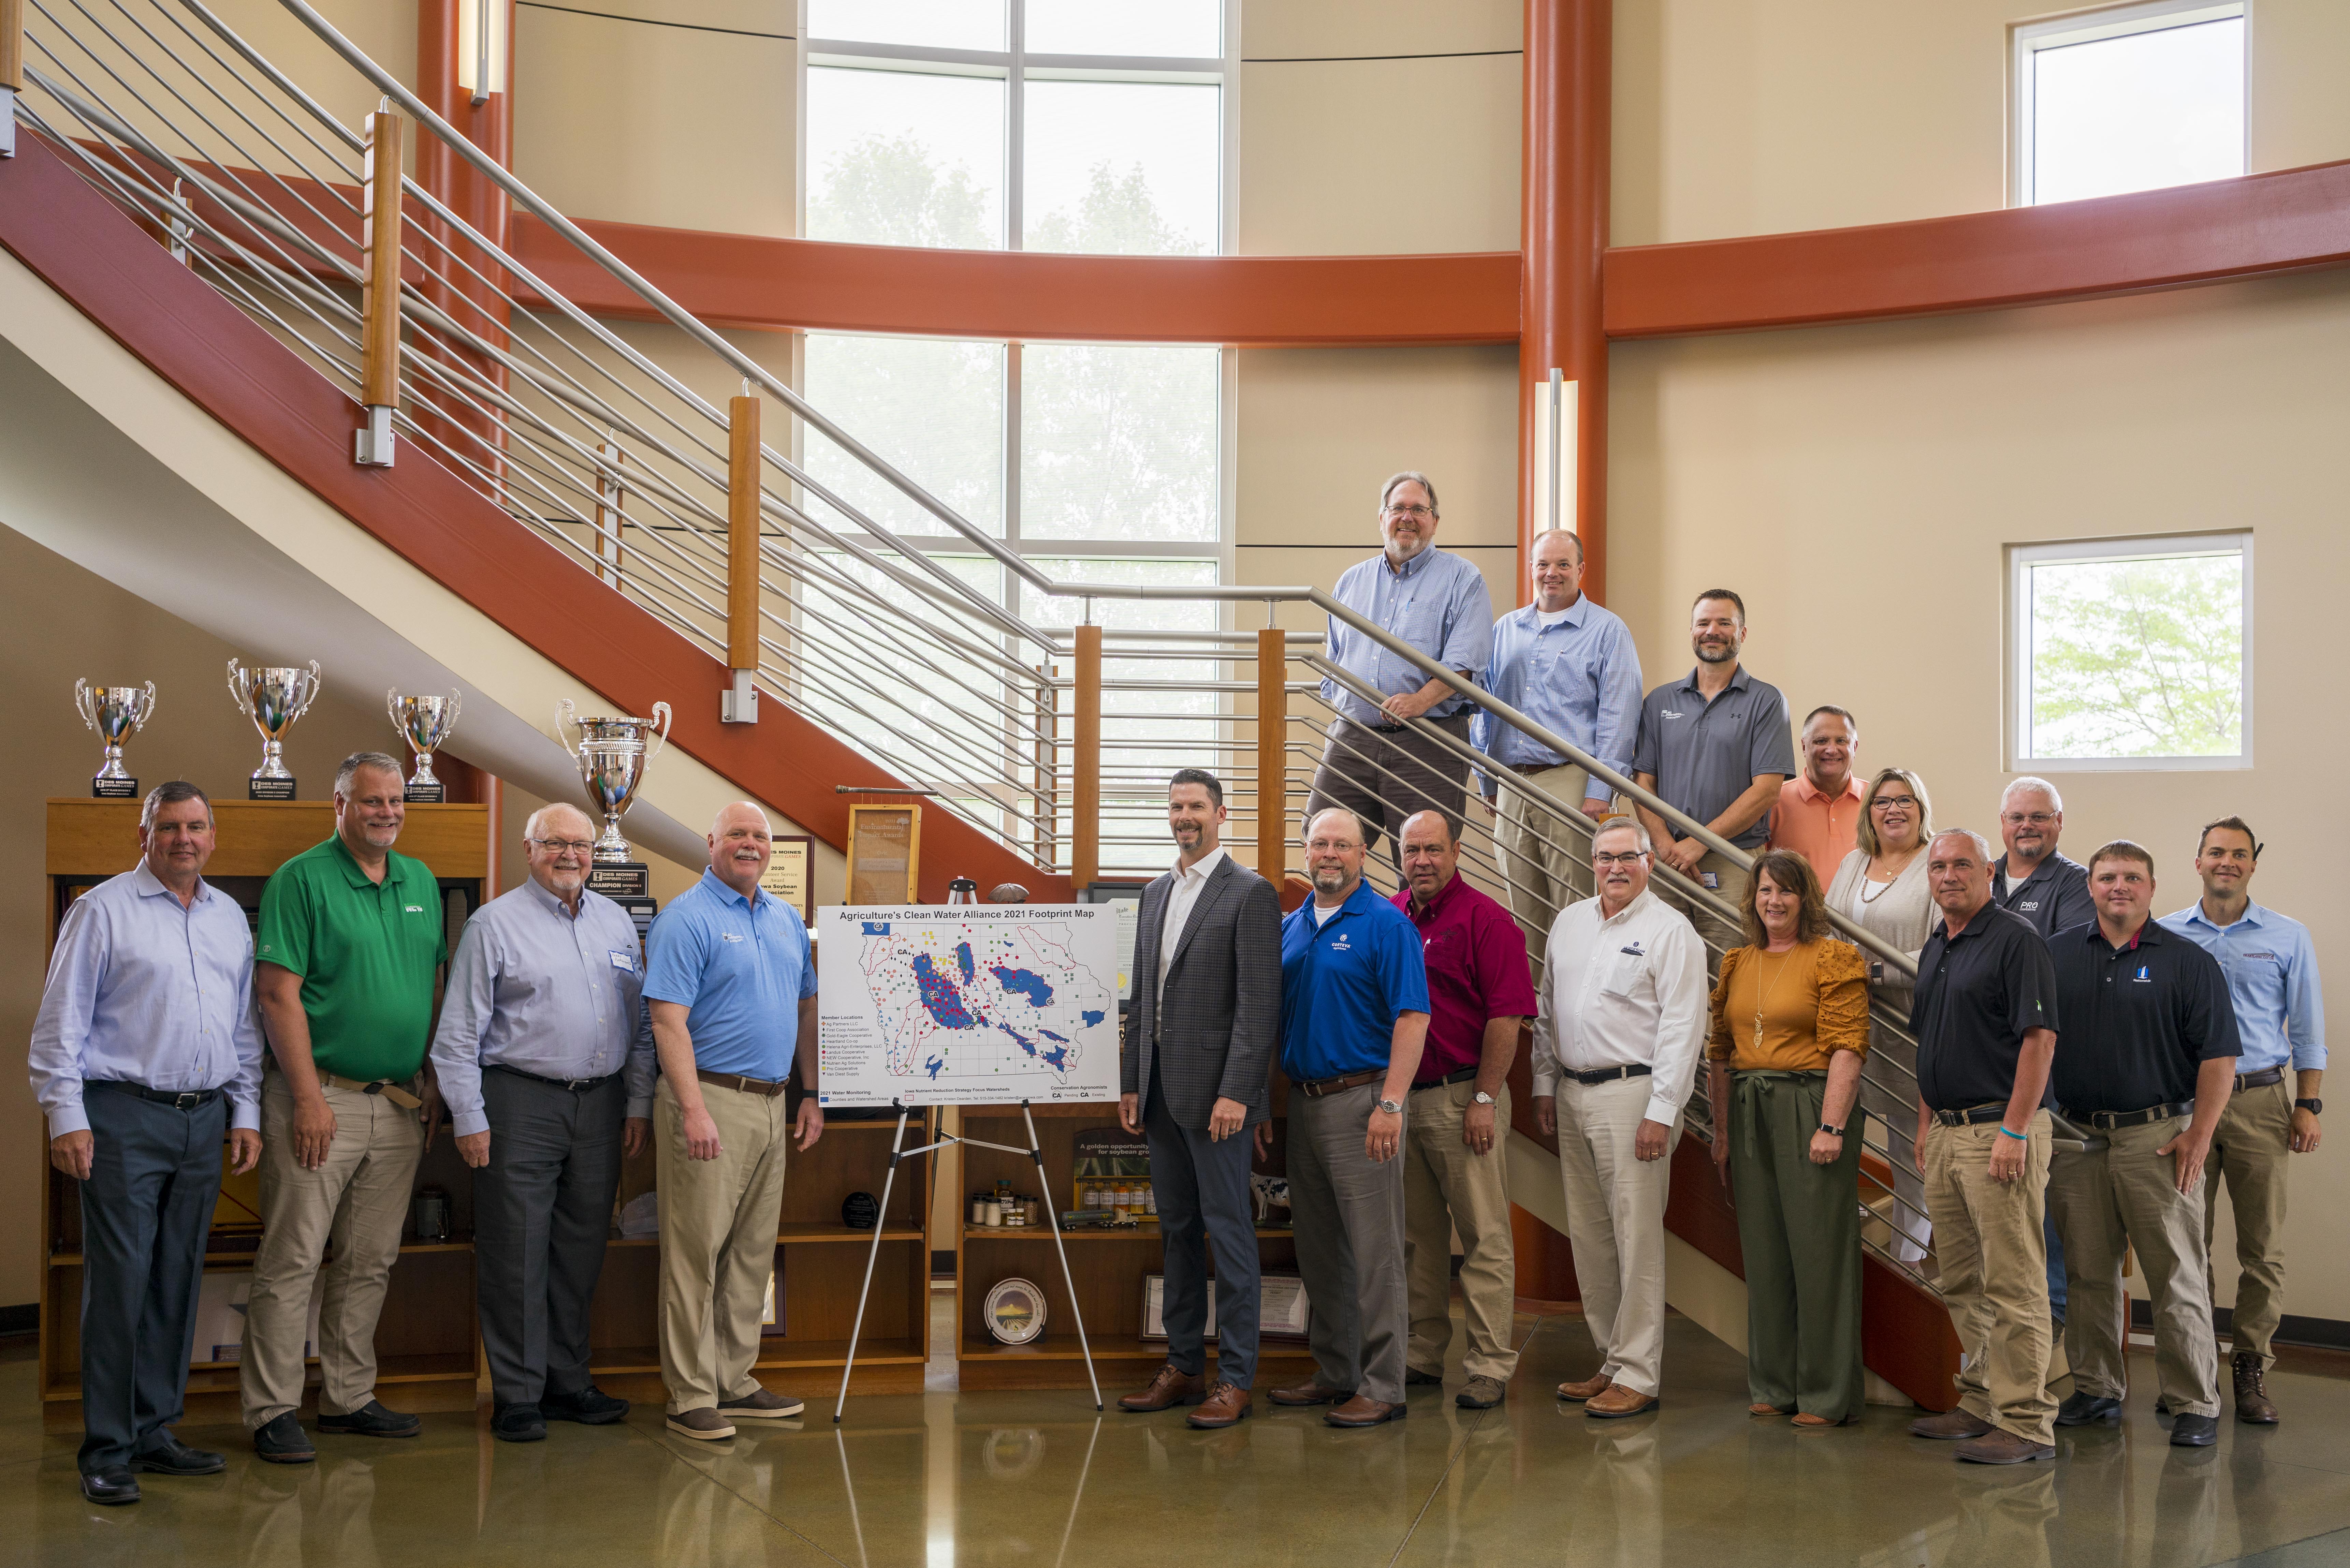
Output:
top-left (1825, 768), bottom-right (1937, 1263)
top-left (1706, 849), bottom-right (1870, 1428)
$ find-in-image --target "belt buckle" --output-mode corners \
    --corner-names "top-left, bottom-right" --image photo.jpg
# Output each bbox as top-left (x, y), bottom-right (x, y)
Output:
top-left (362, 1081), bottom-right (385, 1096)
top-left (173, 1091), bottom-right (201, 1111)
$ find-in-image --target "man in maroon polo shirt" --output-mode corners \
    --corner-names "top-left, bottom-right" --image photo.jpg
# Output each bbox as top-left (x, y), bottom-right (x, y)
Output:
top-left (1392, 811), bottom-right (1539, 1408)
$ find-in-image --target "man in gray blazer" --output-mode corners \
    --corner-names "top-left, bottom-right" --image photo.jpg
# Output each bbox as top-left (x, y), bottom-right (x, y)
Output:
top-left (1116, 768), bottom-right (1283, 1429)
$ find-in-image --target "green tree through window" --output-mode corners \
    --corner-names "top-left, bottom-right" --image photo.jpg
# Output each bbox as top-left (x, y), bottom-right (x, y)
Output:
top-left (2028, 552), bottom-right (2243, 758)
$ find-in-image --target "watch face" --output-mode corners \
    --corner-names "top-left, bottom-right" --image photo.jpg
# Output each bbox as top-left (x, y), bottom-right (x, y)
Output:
top-left (1472, 1092), bottom-right (1495, 1105)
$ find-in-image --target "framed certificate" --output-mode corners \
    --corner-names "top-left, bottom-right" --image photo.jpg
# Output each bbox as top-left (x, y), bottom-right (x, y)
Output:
top-left (1258, 1273), bottom-right (1312, 1341)
top-left (759, 834), bottom-right (815, 922)
top-left (845, 804), bottom-right (920, 905)
top-left (1141, 1275), bottom-right (1216, 1341)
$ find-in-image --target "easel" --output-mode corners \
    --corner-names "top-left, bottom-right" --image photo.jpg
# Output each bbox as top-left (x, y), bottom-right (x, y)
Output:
top-left (834, 1097), bottom-right (1103, 1420)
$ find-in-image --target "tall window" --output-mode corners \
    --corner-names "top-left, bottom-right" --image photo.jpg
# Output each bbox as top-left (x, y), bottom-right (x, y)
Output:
top-left (2014, 1), bottom-right (2245, 206)
top-left (2010, 535), bottom-right (2250, 770)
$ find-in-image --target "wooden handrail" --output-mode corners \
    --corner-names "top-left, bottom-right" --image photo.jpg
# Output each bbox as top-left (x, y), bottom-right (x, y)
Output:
top-left (725, 391), bottom-right (759, 674)
top-left (359, 108), bottom-right (403, 410)
top-left (1071, 624), bottom-right (1101, 887)
top-left (1256, 626), bottom-right (1285, 885)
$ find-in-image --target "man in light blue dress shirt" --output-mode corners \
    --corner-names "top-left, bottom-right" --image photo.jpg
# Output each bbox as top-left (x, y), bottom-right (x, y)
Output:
top-left (29, 782), bottom-right (262, 1506)
top-left (2159, 814), bottom-right (2325, 1425)
top-left (1473, 527), bottom-right (1643, 934)
top-left (432, 802), bottom-right (656, 1443)
top-left (1307, 471), bottom-right (1496, 865)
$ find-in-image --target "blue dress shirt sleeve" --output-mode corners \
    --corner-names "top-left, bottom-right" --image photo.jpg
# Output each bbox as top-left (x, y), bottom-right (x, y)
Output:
top-left (1591, 618), bottom-right (1645, 791)
top-left (28, 893), bottom-right (110, 1138)
top-left (430, 912), bottom-right (500, 1139)
top-left (228, 932), bottom-right (263, 1134)
top-left (2286, 923), bottom-right (2326, 1071)
top-left (1436, 566), bottom-right (1495, 684)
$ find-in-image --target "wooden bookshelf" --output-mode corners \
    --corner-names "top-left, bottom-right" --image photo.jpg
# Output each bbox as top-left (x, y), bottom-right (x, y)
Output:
top-left (952, 1103), bottom-right (1318, 1394)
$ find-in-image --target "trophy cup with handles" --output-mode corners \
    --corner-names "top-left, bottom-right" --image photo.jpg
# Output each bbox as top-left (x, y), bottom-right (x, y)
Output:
top-left (75, 679), bottom-right (157, 800)
top-left (555, 698), bottom-right (672, 905)
top-left (387, 689), bottom-right (462, 803)
top-left (228, 659), bottom-right (322, 800)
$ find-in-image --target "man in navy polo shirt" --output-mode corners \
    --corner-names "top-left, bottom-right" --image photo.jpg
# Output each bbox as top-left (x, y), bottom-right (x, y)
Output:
top-left (644, 801), bottom-right (823, 1441)
top-left (1270, 807), bottom-right (1430, 1428)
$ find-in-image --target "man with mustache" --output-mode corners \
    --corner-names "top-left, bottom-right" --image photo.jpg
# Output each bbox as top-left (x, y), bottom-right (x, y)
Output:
top-left (1991, 778), bottom-right (2094, 941)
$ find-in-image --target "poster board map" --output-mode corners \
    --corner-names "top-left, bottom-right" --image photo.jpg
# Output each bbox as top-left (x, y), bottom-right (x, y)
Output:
top-left (816, 905), bottom-right (1121, 1106)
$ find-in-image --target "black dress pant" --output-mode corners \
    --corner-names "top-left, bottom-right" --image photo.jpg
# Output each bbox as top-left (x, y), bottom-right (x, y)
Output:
top-left (77, 1085), bottom-right (226, 1471)
top-left (475, 1068), bottom-right (627, 1405)
top-left (1144, 1062), bottom-right (1261, 1389)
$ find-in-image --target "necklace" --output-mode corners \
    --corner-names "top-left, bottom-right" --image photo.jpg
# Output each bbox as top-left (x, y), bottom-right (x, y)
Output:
top-left (1858, 847), bottom-right (1920, 905)
top-left (1752, 947), bottom-right (1798, 1053)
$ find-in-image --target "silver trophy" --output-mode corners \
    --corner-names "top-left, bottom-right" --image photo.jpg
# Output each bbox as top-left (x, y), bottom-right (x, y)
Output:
top-left (387, 689), bottom-right (462, 802)
top-left (555, 698), bottom-right (672, 866)
top-left (75, 679), bottom-right (158, 798)
top-left (228, 658), bottom-right (322, 795)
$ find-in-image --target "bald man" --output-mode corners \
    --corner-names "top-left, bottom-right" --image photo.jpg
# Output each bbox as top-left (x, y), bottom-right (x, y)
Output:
top-left (643, 803), bottom-right (823, 1440)
top-left (432, 804), bottom-right (657, 1440)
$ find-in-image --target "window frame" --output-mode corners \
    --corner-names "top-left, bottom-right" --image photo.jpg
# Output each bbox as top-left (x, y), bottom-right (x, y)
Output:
top-left (2010, 0), bottom-right (2248, 208)
top-left (2005, 531), bottom-right (2254, 773)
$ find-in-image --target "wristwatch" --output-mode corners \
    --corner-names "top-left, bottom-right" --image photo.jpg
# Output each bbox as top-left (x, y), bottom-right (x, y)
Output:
top-left (2296, 1098), bottom-right (2323, 1115)
top-left (1818, 1122), bottom-right (1845, 1138)
top-left (1472, 1090), bottom-right (1497, 1107)
top-left (1377, 1097), bottom-right (1404, 1115)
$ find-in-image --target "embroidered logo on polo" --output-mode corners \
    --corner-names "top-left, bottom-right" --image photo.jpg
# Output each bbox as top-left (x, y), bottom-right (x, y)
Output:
top-left (1619, 943), bottom-right (1646, 957)
top-left (1331, 935), bottom-right (1353, 951)
top-left (2134, 965), bottom-right (2152, 983)
top-left (404, 905), bottom-right (425, 914)
top-left (721, 932), bottom-right (746, 943)
top-left (1659, 709), bottom-right (1686, 720)
top-left (2018, 901), bottom-right (2041, 912)
top-left (2245, 951), bottom-right (2277, 962)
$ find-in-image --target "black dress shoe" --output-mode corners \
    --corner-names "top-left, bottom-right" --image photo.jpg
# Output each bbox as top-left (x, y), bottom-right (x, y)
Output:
top-left (80, 1467), bottom-right (140, 1506)
top-left (2171, 1413), bottom-right (2220, 1447)
top-left (317, 1400), bottom-right (421, 1438)
top-left (492, 1404), bottom-right (546, 1443)
top-left (2055, 1392), bottom-right (2122, 1426)
top-left (131, 1435), bottom-right (227, 1475)
top-left (253, 1413), bottom-right (316, 1465)
top-left (542, 1386), bottom-right (631, 1425)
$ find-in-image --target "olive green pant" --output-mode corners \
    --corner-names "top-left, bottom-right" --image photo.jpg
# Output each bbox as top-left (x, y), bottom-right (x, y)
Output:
top-left (1728, 1072), bottom-right (1864, 1421)
top-left (2204, 1078), bottom-right (2292, 1367)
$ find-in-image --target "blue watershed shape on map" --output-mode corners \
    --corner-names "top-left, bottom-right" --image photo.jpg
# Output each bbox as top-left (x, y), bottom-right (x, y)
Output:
top-left (997, 1022), bottom-right (1068, 1071)
top-left (1082, 1010), bottom-right (1106, 1028)
top-left (989, 964), bottom-right (1055, 1006)
top-left (909, 953), bottom-right (984, 1029)
top-left (956, 942), bottom-right (976, 983)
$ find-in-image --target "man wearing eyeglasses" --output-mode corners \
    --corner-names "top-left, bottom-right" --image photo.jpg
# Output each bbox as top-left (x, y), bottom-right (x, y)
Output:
top-left (1307, 471), bottom-right (1495, 864)
top-left (1990, 778), bottom-right (2093, 941)
top-left (431, 803), bottom-right (656, 1443)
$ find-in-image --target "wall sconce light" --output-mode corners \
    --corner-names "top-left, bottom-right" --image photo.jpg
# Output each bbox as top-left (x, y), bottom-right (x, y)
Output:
top-left (455, 0), bottom-right (507, 106)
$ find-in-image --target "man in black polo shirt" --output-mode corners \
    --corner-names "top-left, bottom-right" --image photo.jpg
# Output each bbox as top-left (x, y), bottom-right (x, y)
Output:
top-left (2046, 840), bottom-right (2240, 1448)
top-left (1904, 829), bottom-right (2061, 1465)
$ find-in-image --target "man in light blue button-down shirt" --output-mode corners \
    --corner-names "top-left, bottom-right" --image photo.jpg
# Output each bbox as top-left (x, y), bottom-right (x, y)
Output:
top-left (2158, 815), bottom-right (2326, 1420)
top-left (1473, 528), bottom-right (1643, 934)
top-left (432, 802), bottom-right (654, 1440)
top-left (1308, 471), bottom-right (1495, 863)
top-left (29, 782), bottom-right (261, 1502)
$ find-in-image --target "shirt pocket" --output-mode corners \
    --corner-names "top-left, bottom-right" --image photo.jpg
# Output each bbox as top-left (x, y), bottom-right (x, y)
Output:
top-left (1387, 593), bottom-right (1448, 651)
top-left (1597, 952), bottom-right (1650, 1003)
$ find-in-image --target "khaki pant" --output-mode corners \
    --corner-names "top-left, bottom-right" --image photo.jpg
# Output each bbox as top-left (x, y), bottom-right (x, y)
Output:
top-left (656, 1077), bottom-right (791, 1414)
top-left (1924, 1113), bottom-right (2056, 1445)
top-left (242, 1072), bottom-right (424, 1428)
top-left (1660, 848), bottom-right (1749, 957)
top-left (2205, 1078), bottom-right (2292, 1367)
top-left (1495, 766), bottom-right (1599, 940)
top-left (1554, 1075), bottom-right (1679, 1396)
top-left (2049, 1116), bottom-right (2220, 1417)
top-left (1402, 1079), bottom-right (1518, 1382)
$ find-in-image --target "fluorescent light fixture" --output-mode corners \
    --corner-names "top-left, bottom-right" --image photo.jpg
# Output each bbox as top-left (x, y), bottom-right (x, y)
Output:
top-left (456, 0), bottom-right (507, 104)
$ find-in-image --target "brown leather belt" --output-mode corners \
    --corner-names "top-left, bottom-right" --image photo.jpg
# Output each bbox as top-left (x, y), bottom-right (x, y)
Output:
top-left (697, 1068), bottom-right (788, 1098)
top-left (1296, 1068), bottom-right (1385, 1098)
top-left (2236, 1066), bottom-right (2285, 1092)
top-left (322, 1073), bottom-right (422, 1110)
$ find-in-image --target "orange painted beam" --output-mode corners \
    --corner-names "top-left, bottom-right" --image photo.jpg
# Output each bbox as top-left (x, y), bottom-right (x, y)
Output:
top-left (512, 215), bottom-right (1523, 346)
top-left (1605, 159), bottom-right (2350, 339)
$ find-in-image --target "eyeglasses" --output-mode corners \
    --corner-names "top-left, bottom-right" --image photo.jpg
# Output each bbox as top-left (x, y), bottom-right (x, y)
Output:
top-left (1871, 795), bottom-right (1919, 811)
top-left (528, 837), bottom-right (596, 856)
top-left (2002, 812), bottom-right (2057, 827)
top-left (1382, 504), bottom-right (1434, 520)
top-left (1592, 851), bottom-right (1649, 868)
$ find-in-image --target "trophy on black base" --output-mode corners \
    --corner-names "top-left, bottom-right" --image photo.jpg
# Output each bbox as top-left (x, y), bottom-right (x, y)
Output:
top-left (229, 658), bottom-right (321, 800)
top-left (557, 698), bottom-right (671, 934)
top-left (75, 679), bottom-right (157, 800)
top-left (388, 689), bottom-right (461, 803)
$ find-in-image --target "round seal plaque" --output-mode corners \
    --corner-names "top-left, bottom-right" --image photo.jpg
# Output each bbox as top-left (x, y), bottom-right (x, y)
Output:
top-left (983, 1278), bottom-right (1048, 1346)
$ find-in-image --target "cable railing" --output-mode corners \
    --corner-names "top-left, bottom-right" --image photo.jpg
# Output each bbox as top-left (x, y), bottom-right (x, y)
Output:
top-left (6, 0), bottom-right (1989, 1292)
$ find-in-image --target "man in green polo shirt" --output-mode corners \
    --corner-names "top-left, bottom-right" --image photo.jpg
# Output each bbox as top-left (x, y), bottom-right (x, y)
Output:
top-left (240, 752), bottom-right (448, 1462)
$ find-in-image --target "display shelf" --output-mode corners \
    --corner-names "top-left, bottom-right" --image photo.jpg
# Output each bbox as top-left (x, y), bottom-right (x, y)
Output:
top-left (961, 1227), bottom-right (1295, 1243)
top-left (48, 1237), bottom-right (477, 1268)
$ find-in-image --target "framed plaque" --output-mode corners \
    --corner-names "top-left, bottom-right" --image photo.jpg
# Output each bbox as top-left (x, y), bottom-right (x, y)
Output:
top-left (983, 1277), bottom-right (1048, 1345)
top-left (845, 803), bottom-right (920, 905)
top-left (759, 834), bottom-right (815, 922)
top-left (1141, 1275), bottom-right (1217, 1342)
top-left (1078, 880), bottom-right (1148, 1008)
top-left (1259, 1273), bottom-right (1312, 1341)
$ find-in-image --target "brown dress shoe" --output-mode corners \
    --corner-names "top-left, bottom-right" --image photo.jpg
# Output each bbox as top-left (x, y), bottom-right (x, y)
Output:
top-left (1908, 1409), bottom-right (1996, 1440)
top-left (1556, 1373), bottom-right (1613, 1402)
top-left (2235, 1351), bottom-right (2280, 1424)
top-left (1188, 1381), bottom-right (1252, 1429)
top-left (1955, 1429), bottom-right (2055, 1465)
top-left (1324, 1394), bottom-right (1406, 1427)
top-left (1269, 1378), bottom-right (1355, 1407)
top-left (1118, 1365), bottom-right (1208, 1412)
top-left (1583, 1383), bottom-right (1660, 1419)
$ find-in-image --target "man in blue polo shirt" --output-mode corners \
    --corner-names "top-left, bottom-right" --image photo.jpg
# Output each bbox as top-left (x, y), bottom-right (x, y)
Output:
top-left (1269, 807), bottom-right (1430, 1429)
top-left (644, 801), bottom-right (823, 1441)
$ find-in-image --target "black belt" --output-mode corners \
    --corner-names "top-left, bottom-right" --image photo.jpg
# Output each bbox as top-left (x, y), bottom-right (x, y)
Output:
top-left (1558, 1063), bottom-right (1652, 1087)
top-left (86, 1079), bottom-right (222, 1111)
top-left (1366, 721), bottom-right (1409, 734)
top-left (2236, 1067), bottom-right (2285, 1092)
top-left (1412, 1065), bottom-right (1481, 1091)
top-left (1929, 1103), bottom-right (2011, 1128)
top-left (488, 1064), bottom-right (618, 1093)
top-left (2062, 1101), bottom-right (2194, 1131)
top-left (1296, 1068), bottom-right (1385, 1098)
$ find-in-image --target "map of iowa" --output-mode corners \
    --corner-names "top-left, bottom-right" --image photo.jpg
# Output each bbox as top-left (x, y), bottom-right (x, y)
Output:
top-left (856, 920), bottom-right (1114, 1083)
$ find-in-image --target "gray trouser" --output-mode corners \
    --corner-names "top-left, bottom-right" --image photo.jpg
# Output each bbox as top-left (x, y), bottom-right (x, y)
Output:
top-left (476, 1068), bottom-right (627, 1406)
top-left (77, 1086), bottom-right (227, 1471)
top-left (1286, 1080), bottom-right (1407, 1403)
top-left (1307, 712), bottom-right (1475, 862)
top-left (1144, 1063), bottom-right (1260, 1389)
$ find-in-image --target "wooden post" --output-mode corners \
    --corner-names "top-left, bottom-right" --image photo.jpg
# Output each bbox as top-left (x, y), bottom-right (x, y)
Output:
top-left (3, 0), bottom-right (25, 159)
top-left (723, 391), bottom-right (761, 721)
top-left (1256, 625), bottom-right (1286, 885)
top-left (1072, 623), bottom-right (1101, 887)
top-left (355, 108), bottom-right (403, 465)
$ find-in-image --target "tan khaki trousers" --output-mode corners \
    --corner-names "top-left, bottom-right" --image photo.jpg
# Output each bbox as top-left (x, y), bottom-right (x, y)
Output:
top-left (1496, 766), bottom-right (1598, 938)
top-left (242, 1072), bottom-right (423, 1428)
top-left (1402, 1079), bottom-right (1519, 1381)
top-left (2204, 1078), bottom-right (2292, 1367)
top-left (1554, 1075), bottom-right (1679, 1395)
top-left (1924, 1113), bottom-right (2056, 1446)
top-left (656, 1077), bottom-right (789, 1414)
top-left (1660, 849), bottom-right (1749, 957)
top-left (2048, 1116), bottom-right (2220, 1417)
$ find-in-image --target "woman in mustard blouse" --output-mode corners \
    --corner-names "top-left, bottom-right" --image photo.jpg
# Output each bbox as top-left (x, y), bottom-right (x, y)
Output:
top-left (1707, 849), bottom-right (1872, 1427)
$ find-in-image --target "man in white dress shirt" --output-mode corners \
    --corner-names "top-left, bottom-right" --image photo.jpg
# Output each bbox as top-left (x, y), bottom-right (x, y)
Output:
top-left (1530, 817), bottom-right (1707, 1418)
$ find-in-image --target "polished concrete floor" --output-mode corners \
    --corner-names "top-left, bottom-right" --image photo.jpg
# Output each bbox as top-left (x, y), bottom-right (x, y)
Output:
top-left (7, 1298), bottom-right (2350, 1567)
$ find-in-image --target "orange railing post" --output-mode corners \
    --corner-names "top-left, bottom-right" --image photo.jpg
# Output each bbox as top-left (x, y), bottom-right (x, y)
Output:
top-left (1072, 623), bottom-right (1101, 886)
top-left (721, 388), bottom-right (761, 722)
top-left (1257, 625), bottom-right (1286, 885)
top-left (355, 105), bottom-right (402, 465)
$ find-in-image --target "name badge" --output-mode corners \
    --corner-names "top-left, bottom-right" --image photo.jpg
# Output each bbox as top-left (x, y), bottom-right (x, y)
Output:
top-left (609, 950), bottom-right (636, 972)
top-left (1699, 872), bottom-right (1720, 890)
